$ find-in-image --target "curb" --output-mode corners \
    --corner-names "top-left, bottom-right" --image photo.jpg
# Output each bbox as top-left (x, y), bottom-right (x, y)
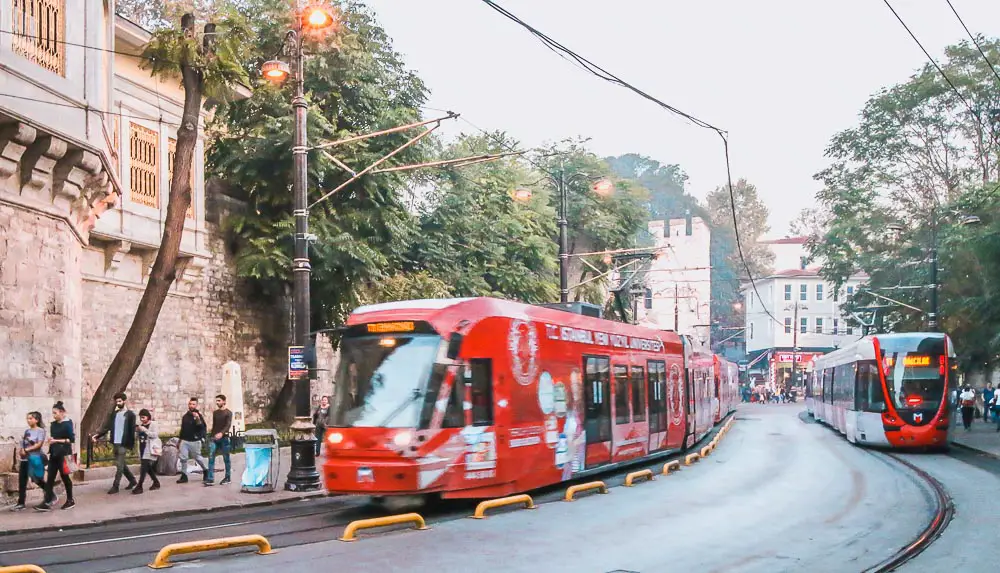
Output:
top-left (0, 490), bottom-right (332, 537)
top-left (949, 440), bottom-right (1000, 461)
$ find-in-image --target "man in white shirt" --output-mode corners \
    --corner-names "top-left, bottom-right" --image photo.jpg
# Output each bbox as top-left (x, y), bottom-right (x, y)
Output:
top-left (959, 386), bottom-right (976, 431)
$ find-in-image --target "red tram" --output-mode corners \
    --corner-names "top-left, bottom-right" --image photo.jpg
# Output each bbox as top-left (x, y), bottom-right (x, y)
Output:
top-left (806, 333), bottom-right (954, 449)
top-left (322, 297), bottom-right (737, 499)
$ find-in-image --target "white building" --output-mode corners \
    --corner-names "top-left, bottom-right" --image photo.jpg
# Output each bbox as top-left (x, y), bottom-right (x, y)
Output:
top-left (636, 213), bottom-right (712, 347)
top-left (742, 237), bottom-right (866, 389)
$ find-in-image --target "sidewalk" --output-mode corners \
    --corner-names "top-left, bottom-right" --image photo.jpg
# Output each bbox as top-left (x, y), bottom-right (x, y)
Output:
top-left (950, 412), bottom-right (1000, 458)
top-left (0, 447), bottom-right (328, 534)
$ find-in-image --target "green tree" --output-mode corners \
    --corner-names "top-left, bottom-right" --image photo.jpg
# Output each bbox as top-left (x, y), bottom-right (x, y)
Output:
top-left (83, 9), bottom-right (252, 436)
top-left (605, 153), bottom-right (700, 221)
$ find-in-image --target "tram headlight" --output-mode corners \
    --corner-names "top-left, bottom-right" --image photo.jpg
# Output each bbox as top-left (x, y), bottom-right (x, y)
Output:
top-left (328, 431), bottom-right (344, 445)
top-left (393, 431), bottom-right (413, 447)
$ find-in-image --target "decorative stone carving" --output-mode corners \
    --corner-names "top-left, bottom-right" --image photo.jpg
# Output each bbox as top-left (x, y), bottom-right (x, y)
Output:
top-left (0, 122), bottom-right (37, 181)
top-left (52, 149), bottom-right (102, 213)
top-left (20, 135), bottom-right (68, 194)
top-left (175, 255), bottom-right (207, 292)
top-left (103, 240), bottom-right (132, 275)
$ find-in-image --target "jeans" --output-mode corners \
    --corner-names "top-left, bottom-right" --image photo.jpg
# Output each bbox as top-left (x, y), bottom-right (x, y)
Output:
top-left (113, 444), bottom-right (136, 487)
top-left (207, 437), bottom-right (231, 482)
top-left (178, 440), bottom-right (208, 478)
top-left (44, 453), bottom-right (73, 504)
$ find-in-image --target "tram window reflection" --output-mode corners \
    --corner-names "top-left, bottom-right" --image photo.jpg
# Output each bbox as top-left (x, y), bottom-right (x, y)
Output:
top-left (614, 365), bottom-right (631, 425)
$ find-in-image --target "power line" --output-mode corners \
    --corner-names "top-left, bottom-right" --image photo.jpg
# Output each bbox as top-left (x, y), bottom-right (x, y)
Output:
top-left (944, 0), bottom-right (1000, 87)
top-left (477, 0), bottom-right (785, 329)
top-left (0, 92), bottom-right (182, 127)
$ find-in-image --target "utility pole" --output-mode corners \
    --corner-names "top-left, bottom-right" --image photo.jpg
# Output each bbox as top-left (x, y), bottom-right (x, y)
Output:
top-left (928, 208), bottom-right (939, 332)
top-left (674, 283), bottom-right (679, 332)
top-left (791, 300), bottom-right (799, 389)
top-left (558, 170), bottom-right (569, 304)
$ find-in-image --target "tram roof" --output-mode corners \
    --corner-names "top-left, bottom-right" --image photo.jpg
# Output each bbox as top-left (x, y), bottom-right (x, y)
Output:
top-left (348, 296), bottom-right (685, 347)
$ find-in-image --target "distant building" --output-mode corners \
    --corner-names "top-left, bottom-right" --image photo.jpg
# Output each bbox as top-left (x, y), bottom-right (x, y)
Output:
top-left (742, 237), bottom-right (866, 389)
top-left (636, 212), bottom-right (712, 347)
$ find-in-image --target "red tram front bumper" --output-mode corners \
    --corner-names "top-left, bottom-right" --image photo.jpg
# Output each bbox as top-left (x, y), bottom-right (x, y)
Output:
top-left (883, 419), bottom-right (949, 448)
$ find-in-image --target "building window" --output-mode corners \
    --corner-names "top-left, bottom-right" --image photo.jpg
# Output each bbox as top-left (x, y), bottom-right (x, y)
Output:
top-left (846, 286), bottom-right (854, 298)
top-left (129, 123), bottom-right (160, 209)
top-left (846, 323), bottom-right (854, 335)
top-left (800, 256), bottom-right (808, 270)
top-left (167, 138), bottom-right (196, 219)
top-left (749, 323), bottom-right (754, 340)
top-left (816, 284), bottom-right (823, 301)
top-left (815, 317), bottom-right (823, 334)
top-left (644, 288), bottom-right (652, 309)
top-left (11, 0), bottom-right (66, 76)
top-left (799, 284), bottom-right (807, 301)
top-left (833, 287), bottom-right (839, 302)
top-left (800, 317), bottom-right (808, 334)
top-left (784, 284), bottom-right (792, 301)
top-left (784, 318), bottom-right (792, 334)
top-left (685, 211), bottom-right (693, 236)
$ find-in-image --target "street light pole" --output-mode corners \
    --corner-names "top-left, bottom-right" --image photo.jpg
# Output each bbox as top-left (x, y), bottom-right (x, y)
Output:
top-left (558, 170), bottom-right (569, 304)
top-left (791, 300), bottom-right (799, 389)
top-left (928, 209), bottom-right (939, 332)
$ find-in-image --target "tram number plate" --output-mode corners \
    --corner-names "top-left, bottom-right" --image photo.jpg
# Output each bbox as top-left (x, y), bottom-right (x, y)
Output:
top-left (357, 467), bottom-right (374, 483)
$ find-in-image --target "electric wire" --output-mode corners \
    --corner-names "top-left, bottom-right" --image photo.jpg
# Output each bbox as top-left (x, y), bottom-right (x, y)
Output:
top-left (0, 92), bottom-right (182, 127)
top-left (943, 0), bottom-right (1000, 87)
top-left (477, 0), bottom-right (784, 328)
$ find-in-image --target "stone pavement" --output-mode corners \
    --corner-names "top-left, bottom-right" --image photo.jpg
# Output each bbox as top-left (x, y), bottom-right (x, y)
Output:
top-left (951, 412), bottom-right (1000, 458)
top-left (0, 446), bottom-right (328, 534)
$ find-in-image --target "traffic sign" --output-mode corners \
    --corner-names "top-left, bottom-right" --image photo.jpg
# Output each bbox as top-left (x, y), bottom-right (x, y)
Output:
top-left (288, 345), bottom-right (308, 380)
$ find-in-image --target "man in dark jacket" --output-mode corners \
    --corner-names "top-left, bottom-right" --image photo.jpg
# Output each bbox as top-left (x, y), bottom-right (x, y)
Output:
top-left (91, 392), bottom-right (138, 494)
top-left (177, 397), bottom-right (209, 484)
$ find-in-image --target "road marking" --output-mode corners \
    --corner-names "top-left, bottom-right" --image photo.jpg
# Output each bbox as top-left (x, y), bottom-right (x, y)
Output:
top-left (0, 519), bottom-right (259, 555)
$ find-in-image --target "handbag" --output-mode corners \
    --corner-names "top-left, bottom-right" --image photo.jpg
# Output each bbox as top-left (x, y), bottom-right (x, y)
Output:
top-left (62, 454), bottom-right (79, 475)
top-left (150, 437), bottom-right (163, 457)
top-left (27, 453), bottom-right (45, 481)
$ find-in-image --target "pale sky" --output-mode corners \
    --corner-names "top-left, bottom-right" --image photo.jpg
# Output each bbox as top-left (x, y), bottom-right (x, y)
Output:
top-left (366, 0), bottom-right (1000, 235)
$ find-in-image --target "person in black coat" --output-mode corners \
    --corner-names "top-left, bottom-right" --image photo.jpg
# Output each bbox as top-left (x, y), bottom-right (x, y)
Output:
top-left (36, 401), bottom-right (75, 511)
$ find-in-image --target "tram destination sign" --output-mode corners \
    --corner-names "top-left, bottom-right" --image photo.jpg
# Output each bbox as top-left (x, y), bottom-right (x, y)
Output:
top-left (543, 323), bottom-right (664, 353)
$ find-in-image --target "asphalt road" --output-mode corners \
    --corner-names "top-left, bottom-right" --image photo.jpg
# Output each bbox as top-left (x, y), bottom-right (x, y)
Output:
top-left (26, 404), bottom-right (953, 573)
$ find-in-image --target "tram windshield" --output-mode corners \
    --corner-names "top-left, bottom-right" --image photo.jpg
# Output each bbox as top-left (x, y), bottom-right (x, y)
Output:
top-left (880, 335), bottom-right (951, 411)
top-left (329, 334), bottom-right (442, 428)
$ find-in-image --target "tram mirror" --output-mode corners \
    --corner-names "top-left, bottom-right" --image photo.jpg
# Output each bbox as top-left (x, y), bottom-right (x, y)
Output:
top-left (447, 333), bottom-right (464, 360)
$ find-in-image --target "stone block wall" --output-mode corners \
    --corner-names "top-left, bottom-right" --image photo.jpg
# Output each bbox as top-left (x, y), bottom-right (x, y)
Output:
top-left (0, 204), bottom-right (84, 447)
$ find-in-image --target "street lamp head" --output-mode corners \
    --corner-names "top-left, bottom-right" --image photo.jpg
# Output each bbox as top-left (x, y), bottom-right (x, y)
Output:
top-left (959, 214), bottom-right (982, 226)
top-left (303, 4), bottom-right (337, 30)
top-left (512, 188), bottom-right (533, 202)
top-left (261, 59), bottom-right (291, 83)
top-left (592, 178), bottom-right (614, 197)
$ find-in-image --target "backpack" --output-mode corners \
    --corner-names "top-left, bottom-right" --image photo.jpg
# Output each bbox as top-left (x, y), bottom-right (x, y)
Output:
top-left (156, 437), bottom-right (180, 476)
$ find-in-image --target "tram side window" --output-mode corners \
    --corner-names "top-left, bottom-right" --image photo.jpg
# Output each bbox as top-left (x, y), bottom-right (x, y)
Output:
top-left (584, 356), bottom-right (612, 443)
top-left (467, 359), bottom-right (493, 426)
top-left (856, 360), bottom-right (884, 413)
top-left (443, 372), bottom-right (464, 428)
top-left (647, 361), bottom-right (666, 433)
top-left (614, 365), bottom-right (631, 424)
top-left (823, 368), bottom-right (833, 404)
top-left (632, 366), bottom-right (646, 423)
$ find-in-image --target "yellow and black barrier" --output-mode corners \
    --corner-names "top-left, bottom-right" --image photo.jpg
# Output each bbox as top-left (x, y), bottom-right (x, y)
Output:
top-left (685, 452), bottom-right (701, 465)
top-left (624, 469), bottom-right (654, 487)
top-left (471, 494), bottom-right (536, 519)
top-left (0, 566), bottom-right (46, 573)
top-left (662, 460), bottom-right (681, 475)
top-left (700, 444), bottom-right (713, 457)
top-left (564, 481), bottom-right (609, 501)
top-left (148, 534), bottom-right (275, 569)
top-left (339, 512), bottom-right (429, 542)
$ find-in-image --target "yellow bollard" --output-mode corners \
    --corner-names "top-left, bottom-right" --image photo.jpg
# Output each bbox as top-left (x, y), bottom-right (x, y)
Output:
top-left (564, 481), bottom-right (609, 501)
top-left (339, 513), bottom-right (429, 542)
top-left (0, 566), bottom-right (46, 573)
top-left (624, 469), bottom-right (654, 487)
top-left (685, 453), bottom-right (701, 465)
top-left (148, 534), bottom-right (275, 569)
top-left (471, 494), bottom-right (536, 519)
top-left (662, 460), bottom-right (681, 475)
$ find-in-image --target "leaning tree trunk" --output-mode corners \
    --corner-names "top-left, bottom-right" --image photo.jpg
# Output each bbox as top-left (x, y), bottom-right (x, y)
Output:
top-left (82, 25), bottom-right (203, 438)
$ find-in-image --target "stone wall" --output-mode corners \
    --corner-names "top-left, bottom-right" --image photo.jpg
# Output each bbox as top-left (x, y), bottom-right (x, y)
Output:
top-left (0, 203), bottom-right (84, 457)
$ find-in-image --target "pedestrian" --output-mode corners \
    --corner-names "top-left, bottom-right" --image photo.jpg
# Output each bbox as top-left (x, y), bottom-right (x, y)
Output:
top-left (313, 395), bottom-right (330, 458)
top-left (177, 397), bottom-right (209, 484)
top-left (983, 383), bottom-right (995, 423)
top-left (12, 411), bottom-right (46, 511)
top-left (36, 401), bottom-right (75, 511)
top-left (91, 392), bottom-right (138, 494)
top-left (990, 392), bottom-right (1000, 433)
top-left (133, 409), bottom-right (162, 494)
top-left (205, 394), bottom-right (233, 486)
top-left (959, 385), bottom-right (976, 431)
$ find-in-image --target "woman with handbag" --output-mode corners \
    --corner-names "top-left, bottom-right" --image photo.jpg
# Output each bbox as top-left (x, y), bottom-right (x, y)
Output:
top-left (36, 401), bottom-right (75, 511)
top-left (133, 409), bottom-right (162, 494)
top-left (12, 411), bottom-right (46, 511)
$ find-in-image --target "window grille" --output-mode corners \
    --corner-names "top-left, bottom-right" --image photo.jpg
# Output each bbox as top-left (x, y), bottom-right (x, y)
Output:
top-left (129, 123), bottom-right (159, 209)
top-left (11, 0), bottom-right (66, 76)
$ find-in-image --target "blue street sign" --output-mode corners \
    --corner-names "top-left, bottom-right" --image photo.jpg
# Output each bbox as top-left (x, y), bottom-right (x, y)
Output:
top-left (288, 346), bottom-right (307, 380)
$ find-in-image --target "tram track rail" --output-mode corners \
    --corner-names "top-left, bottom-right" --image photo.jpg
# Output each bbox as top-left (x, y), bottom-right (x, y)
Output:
top-left (861, 453), bottom-right (953, 573)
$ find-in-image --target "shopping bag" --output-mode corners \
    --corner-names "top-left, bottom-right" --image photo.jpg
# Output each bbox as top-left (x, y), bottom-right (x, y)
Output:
top-left (62, 455), bottom-right (79, 475)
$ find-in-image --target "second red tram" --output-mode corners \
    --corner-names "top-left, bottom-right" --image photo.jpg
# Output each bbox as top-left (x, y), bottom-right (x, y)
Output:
top-left (322, 297), bottom-right (737, 499)
top-left (807, 333), bottom-right (954, 448)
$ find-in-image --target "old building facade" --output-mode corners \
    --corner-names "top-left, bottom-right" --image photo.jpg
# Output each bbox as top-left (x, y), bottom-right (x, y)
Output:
top-left (0, 3), bottom-right (321, 461)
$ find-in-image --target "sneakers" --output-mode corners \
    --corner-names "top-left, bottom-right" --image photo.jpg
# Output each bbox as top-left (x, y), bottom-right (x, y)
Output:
top-left (61, 500), bottom-right (75, 510)
top-left (204, 481), bottom-right (214, 487)
top-left (150, 482), bottom-right (161, 491)
top-left (131, 486), bottom-right (144, 495)
top-left (34, 502), bottom-right (52, 512)
top-left (177, 474), bottom-right (189, 484)
top-left (107, 486), bottom-right (119, 495)
top-left (219, 478), bottom-right (231, 485)
top-left (11, 503), bottom-right (25, 511)
top-left (125, 481), bottom-right (137, 490)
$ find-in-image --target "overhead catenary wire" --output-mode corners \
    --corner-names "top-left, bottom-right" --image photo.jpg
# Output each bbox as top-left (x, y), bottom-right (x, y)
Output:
top-left (943, 0), bottom-right (1000, 87)
top-left (473, 1), bottom-right (785, 328)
